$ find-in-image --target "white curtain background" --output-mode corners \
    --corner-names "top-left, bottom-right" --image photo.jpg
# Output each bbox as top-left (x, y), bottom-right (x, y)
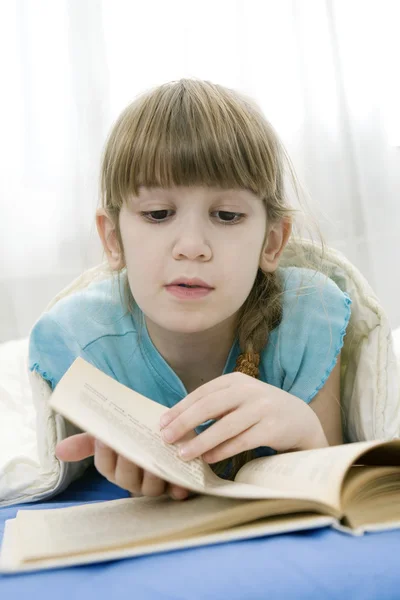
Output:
top-left (0, 0), bottom-right (399, 343)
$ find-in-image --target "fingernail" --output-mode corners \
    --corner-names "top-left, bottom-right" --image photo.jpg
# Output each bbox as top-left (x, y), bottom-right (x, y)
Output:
top-left (95, 440), bottom-right (106, 450)
top-left (161, 429), bottom-right (174, 442)
top-left (160, 415), bottom-right (171, 429)
top-left (179, 445), bottom-right (189, 459)
top-left (171, 490), bottom-right (188, 500)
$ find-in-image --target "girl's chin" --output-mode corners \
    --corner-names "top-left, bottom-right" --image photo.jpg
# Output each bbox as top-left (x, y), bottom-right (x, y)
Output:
top-left (152, 315), bottom-right (220, 335)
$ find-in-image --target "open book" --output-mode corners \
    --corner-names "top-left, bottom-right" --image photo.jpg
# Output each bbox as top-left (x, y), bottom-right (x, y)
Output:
top-left (1, 357), bottom-right (400, 573)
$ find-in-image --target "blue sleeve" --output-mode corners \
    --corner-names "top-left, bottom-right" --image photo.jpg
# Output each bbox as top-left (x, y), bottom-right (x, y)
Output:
top-left (28, 312), bottom-right (90, 391)
top-left (267, 267), bottom-right (352, 404)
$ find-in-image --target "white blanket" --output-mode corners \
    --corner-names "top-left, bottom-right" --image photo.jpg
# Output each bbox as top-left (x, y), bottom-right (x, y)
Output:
top-left (1, 240), bottom-right (399, 508)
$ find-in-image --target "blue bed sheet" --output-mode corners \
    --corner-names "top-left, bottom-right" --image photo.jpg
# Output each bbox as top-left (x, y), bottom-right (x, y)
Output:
top-left (1, 466), bottom-right (399, 600)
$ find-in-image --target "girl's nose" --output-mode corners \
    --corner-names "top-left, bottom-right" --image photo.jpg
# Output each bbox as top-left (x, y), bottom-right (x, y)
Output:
top-left (172, 231), bottom-right (212, 261)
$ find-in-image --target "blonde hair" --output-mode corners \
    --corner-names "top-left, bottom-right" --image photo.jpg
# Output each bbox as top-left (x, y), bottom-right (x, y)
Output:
top-left (98, 78), bottom-right (324, 479)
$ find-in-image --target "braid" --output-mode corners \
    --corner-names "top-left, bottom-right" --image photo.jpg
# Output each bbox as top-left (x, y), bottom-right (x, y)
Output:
top-left (211, 269), bottom-right (283, 480)
top-left (233, 269), bottom-right (283, 380)
top-left (234, 352), bottom-right (260, 378)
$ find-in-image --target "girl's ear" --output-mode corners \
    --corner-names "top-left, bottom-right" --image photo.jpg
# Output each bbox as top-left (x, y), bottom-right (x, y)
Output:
top-left (259, 216), bottom-right (292, 273)
top-left (96, 208), bottom-right (124, 270)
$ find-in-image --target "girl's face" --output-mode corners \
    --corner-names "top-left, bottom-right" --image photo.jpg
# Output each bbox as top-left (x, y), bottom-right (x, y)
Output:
top-left (117, 186), bottom-right (270, 334)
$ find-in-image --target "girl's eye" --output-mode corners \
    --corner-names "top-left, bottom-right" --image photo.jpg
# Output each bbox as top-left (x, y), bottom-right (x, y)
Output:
top-left (213, 211), bottom-right (244, 224)
top-left (140, 210), bottom-right (174, 222)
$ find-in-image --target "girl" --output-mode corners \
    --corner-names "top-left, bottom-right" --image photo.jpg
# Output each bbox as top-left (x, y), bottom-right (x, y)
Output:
top-left (29, 78), bottom-right (351, 501)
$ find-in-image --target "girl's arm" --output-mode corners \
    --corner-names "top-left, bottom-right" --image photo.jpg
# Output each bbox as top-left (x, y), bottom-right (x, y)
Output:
top-left (308, 353), bottom-right (343, 446)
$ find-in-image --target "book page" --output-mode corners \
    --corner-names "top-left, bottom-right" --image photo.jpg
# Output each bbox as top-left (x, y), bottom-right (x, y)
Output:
top-left (341, 465), bottom-right (400, 529)
top-left (234, 440), bottom-right (396, 512)
top-left (14, 496), bottom-right (257, 560)
top-left (0, 513), bottom-right (335, 573)
top-left (13, 494), bottom-right (326, 562)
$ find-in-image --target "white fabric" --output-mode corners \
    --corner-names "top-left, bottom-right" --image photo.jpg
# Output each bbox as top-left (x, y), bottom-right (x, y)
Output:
top-left (0, 339), bottom-right (92, 507)
top-left (0, 240), bottom-right (399, 507)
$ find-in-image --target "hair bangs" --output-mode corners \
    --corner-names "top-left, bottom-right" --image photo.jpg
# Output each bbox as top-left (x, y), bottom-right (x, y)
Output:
top-left (102, 79), bottom-right (283, 208)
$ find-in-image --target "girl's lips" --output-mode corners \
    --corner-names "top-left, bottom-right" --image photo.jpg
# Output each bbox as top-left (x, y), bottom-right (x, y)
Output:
top-left (167, 278), bottom-right (212, 288)
top-left (165, 285), bottom-right (213, 300)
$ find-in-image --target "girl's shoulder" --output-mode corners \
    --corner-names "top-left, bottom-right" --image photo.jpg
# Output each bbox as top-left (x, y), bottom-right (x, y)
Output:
top-left (28, 274), bottom-right (136, 390)
top-left (278, 265), bottom-right (348, 305)
top-left (260, 266), bottom-right (352, 403)
top-left (34, 274), bottom-right (136, 344)
top-left (277, 265), bottom-right (352, 319)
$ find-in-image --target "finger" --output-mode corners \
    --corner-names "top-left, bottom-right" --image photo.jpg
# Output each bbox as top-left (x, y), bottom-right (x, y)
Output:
top-left (94, 440), bottom-right (118, 482)
top-left (159, 374), bottom-right (233, 429)
top-left (178, 406), bottom-right (258, 461)
top-left (161, 388), bottom-right (241, 444)
top-left (55, 433), bottom-right (95, 462)
top-left (114, 454), bottom-right (144, 495)
top-left (141, 471), bottom-right (167, 497)
top-left (167, 484), bottom-right (191, 500)
top-left (202, 425), bottom-right (261, 464)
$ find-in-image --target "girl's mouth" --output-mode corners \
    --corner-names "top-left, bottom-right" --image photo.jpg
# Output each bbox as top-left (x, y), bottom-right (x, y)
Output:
top-left (165, 284), bottom-right (213, 300)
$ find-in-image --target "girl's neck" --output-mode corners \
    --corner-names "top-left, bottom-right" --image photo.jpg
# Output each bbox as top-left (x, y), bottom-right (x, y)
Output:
top-left (144, 314), bottom-right (238, 394)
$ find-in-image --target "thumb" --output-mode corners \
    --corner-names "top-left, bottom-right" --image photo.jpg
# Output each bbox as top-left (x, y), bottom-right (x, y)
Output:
top-left (55, 433), bottom-right (96, 462)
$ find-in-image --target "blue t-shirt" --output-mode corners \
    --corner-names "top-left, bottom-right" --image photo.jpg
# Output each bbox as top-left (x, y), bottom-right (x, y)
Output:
top-left (28, 266), bottom-right (351, 457)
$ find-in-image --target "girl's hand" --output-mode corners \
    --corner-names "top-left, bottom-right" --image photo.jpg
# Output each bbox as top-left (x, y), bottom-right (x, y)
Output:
top-left (159, 372), bottom-right (328, 463)
top-left (55, 433), bottom-right (191, 500)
